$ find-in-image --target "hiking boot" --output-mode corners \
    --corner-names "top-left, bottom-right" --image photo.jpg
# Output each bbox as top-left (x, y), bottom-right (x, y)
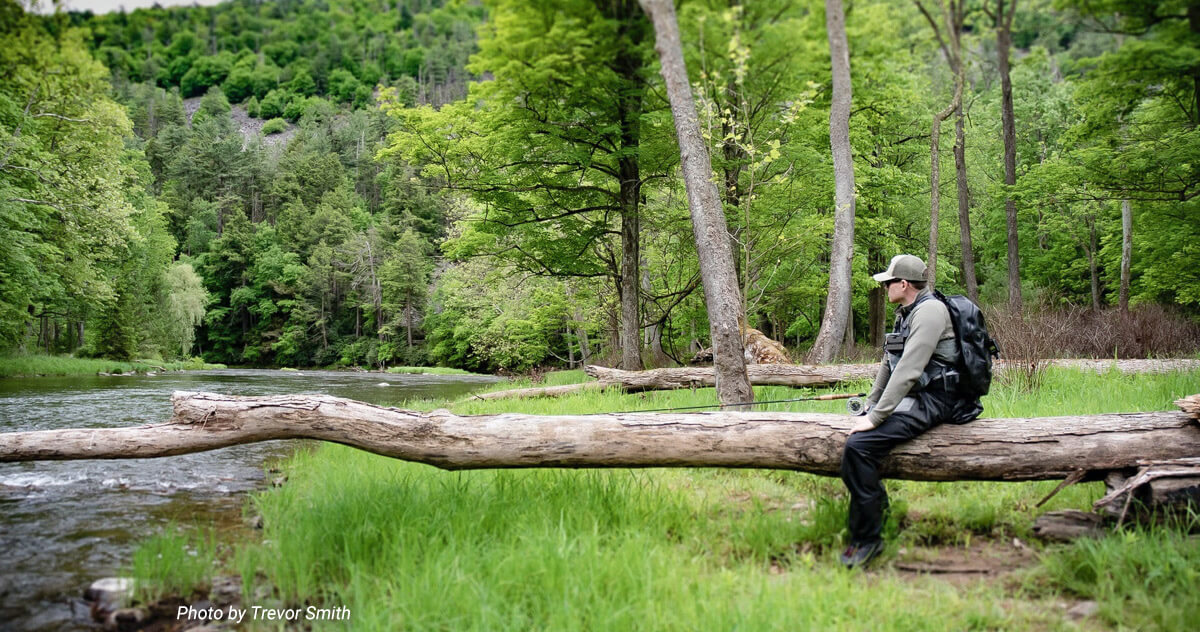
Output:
top-left (839, 540), bottom-right (884, 569)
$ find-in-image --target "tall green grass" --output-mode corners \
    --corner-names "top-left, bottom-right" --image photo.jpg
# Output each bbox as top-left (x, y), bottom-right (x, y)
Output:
top-left (1029, 523), bottom-right (1200, 630)
top-left (236, 448), bottom-right (1068, 631)
top-left (130, 525), bottom-right (217, 603)
top-left (161, 366), bottom-right (1200, 630)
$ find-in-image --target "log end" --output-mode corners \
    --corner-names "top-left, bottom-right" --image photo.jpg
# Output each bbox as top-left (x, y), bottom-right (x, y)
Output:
top-left (1175, 394), bottom-right (1200, 422)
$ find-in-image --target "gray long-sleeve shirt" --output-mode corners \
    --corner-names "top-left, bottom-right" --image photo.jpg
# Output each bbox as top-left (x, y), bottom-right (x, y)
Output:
top-left (865, 288), bottom-right (957, 426)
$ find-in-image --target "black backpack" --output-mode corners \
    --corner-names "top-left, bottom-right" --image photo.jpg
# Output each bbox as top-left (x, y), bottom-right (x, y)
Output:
top-left (932, 290), bottom-right (1000, 397)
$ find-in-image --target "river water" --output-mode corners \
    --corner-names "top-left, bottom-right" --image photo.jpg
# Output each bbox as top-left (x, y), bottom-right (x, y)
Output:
top-left (0, 369), bottom-right (500, 631)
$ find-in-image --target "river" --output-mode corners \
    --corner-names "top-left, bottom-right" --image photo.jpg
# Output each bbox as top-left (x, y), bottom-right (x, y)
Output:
top-left (0, 369), bottom-right (500, 631)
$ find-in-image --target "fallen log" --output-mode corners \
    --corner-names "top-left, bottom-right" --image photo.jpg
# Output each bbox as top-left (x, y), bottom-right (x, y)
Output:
top-left (462, 364), bottom-right (879, 402)
top-left (2, 391), bottom-right (1198, 483)
top-left (569, 359), bottom-right (1200, 398)
top-left (583, 363), bottom-right (880, 390)
top-left (477, 359), bottom-right (1200, 402)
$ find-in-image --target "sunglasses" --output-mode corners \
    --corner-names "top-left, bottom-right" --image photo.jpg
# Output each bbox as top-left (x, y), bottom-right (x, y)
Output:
top-left (883, 279), bottom-right (906, 288)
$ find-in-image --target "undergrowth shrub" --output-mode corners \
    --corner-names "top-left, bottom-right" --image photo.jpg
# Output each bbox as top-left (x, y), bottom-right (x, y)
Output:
top-left (986, 303), bottom-right (1200, 390)
top-left (261, 117), bottom-right (287, 134)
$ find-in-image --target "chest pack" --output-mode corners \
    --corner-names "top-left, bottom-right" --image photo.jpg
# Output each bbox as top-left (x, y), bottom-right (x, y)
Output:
top-left (884, 291), bottom-right (1000, 397)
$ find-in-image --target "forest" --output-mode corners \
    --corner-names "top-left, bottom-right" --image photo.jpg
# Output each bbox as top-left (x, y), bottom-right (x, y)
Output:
top-left (2, 0), bottom-right (1199, 372)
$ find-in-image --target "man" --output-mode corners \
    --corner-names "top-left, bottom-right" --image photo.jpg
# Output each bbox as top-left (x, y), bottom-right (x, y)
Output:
top-left (839, 254), bottom-right (973, 569)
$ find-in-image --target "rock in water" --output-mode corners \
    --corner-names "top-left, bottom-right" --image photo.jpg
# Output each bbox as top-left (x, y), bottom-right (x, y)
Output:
top-left (84, 577), bottom-right (134, 621)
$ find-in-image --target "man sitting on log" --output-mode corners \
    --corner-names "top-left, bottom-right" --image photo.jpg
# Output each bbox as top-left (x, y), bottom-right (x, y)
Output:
top-left (839, 254), bottom-right (981, 569)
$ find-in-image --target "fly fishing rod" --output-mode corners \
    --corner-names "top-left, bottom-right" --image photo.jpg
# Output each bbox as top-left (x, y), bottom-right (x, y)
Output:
top-left (600, 391), bottom-right (867, 415)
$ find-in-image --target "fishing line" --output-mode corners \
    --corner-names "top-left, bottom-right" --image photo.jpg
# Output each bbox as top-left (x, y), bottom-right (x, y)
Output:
top-left (595, 392), bottom-right (866, 415)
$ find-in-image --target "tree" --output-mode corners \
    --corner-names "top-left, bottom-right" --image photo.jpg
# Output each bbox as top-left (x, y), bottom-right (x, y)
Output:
top-left (809, 0), bottom-right (857, 363)
top-left (0, 3), bottom-right (141, 352)
top-left (914, 0), bottom-right (977, 301)
top-left (380, 229), bottom-right (432, 352)
top-left (913, 0), bottom-right (964, 290)
top-left (984, 0), bottom-right (1022, 310)
top-left (639, 0), bottom-right (751, 407)
top-left (385, 0), bottom-right (663, 370)
top-left (162, 261), bottom-right (208, 356)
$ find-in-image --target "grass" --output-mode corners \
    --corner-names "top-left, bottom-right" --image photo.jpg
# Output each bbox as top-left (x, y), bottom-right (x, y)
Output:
top-left (130, 524), bottom-right (217, 604)
top-left (137, 366), bottom-right (1200, 630)
top-left (1027, 520), bottom-right (1200, 630)
top-left (0, 354), bottom-right (226, 377)
top-left (384, 366), bottom-right (485, 375)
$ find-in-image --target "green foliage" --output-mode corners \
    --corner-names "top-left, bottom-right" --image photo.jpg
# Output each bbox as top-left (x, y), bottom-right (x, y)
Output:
top-left (9, 0), bottom-right (1200, 369)
top-left (180, 53), bottom-right (234, 97)
top-left (261, 117), bottom-right (287, 135)
top-left (0, 4), bottom-right (145, 352)
top-left (425, 260), bottom-right (573, 372)
top-left (258, 88), bottom-right (289, 119)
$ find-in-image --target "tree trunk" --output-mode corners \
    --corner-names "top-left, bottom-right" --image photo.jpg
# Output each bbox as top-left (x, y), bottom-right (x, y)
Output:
top-left (809, 0), bottom-right (857, 364)
top-left (1120, 199), bottom-right (1132, 312)
top-left (3, 392), bottom-right (1198, 484)
top-left (867, 244), bottom-right (885, 346)
top-left (405, 291), bottom-right (415, 345)
top-left (615, 8), bottom-right (647, 372)
top-left (1088, 218), bottom-right (1101, 311)
top-left (619, 174), bottom-right (642, 371)
top-left (955, 102), bottom-right (978, 302)
top-left (641, 0), bottom-right (752, 408)
top-left (915, 0), bottom-right (964, 290)
top-left (995, 0), bottom-right (1022, 311)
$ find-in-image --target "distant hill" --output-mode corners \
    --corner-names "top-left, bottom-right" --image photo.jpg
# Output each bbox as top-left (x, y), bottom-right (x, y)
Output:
top-left (57, 0), bottom-right (482, 113)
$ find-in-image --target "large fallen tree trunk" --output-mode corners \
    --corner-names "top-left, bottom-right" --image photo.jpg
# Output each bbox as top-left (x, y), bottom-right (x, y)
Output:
top-left (2, 392), bottom-right (1198, 482)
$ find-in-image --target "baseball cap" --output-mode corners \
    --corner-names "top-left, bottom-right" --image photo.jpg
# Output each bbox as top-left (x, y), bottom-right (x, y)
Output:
top-left (872, 254), bottom-right (927, 283)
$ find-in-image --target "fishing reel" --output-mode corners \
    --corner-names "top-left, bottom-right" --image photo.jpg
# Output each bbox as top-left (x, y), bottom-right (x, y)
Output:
top-left (845, 397), bottom-right (867, 415)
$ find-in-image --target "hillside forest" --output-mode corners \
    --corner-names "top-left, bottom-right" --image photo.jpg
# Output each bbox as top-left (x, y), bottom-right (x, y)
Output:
top-left (2, 0), bottom-right (1199, 372)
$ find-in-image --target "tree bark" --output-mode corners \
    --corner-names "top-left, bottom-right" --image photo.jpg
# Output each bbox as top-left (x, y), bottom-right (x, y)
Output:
top-left (955, 102), bottom-right (978, 303)
top-left (1120, 199), bottom-right (1132, 312)
top-left (993, 0), bottom-right (1022, 311)
top-left (615, 5), bottom-right (648, 372)
top-left (809, 0), bottom-right (857, 364)
top-left (1088, 218), bottom-right (1101, 311)
top-left (640, 0), bottom-right (752, 408)
top-left (2, 392), bottom-right (1198, 484)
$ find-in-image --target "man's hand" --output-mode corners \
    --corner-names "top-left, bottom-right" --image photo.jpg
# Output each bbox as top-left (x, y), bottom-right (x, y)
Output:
top-left (848, 418), bottom-right (876, 435)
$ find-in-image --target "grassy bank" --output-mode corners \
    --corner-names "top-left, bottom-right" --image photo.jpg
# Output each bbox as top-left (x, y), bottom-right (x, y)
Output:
top-left (136, 367), bottom-right (1200, 630)
top-left (384, 366), bottom-right (485, 376)
top-left (0, 354), bottom-right (226, 377)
